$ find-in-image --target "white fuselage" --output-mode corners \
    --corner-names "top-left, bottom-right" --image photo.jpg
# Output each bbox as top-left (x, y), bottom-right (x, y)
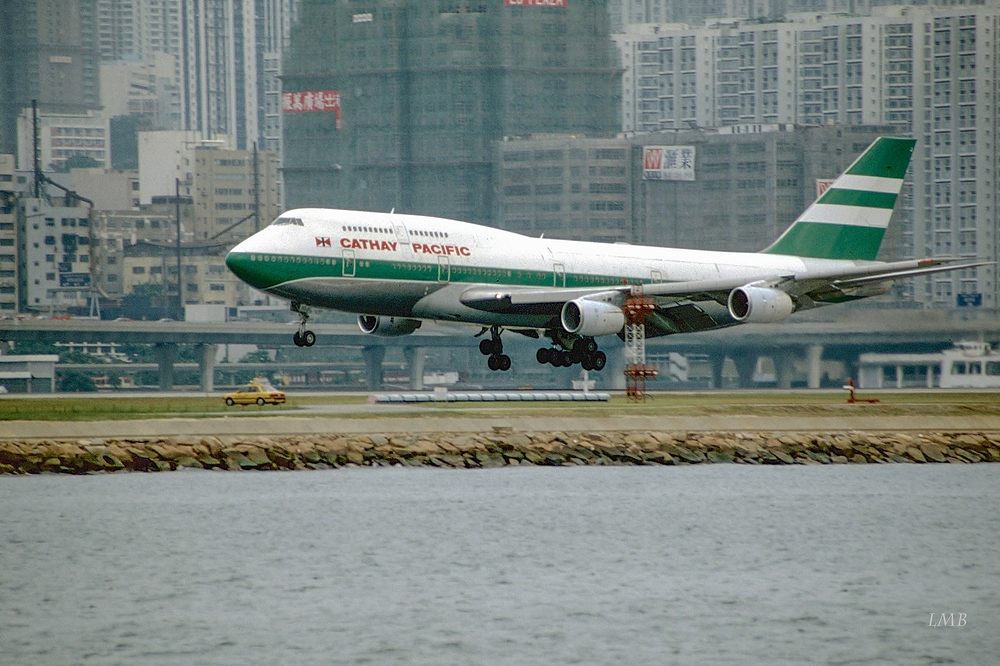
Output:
top-left (228, 208), bottom-right (849, 329)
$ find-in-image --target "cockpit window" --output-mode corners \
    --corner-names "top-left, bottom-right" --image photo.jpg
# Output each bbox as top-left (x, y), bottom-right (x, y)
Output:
top-left (271, 216), bottom-right (304, 227)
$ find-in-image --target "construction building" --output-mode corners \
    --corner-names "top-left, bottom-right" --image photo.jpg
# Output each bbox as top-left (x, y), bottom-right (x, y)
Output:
top-left (281, 0), bottom-right (621, 227)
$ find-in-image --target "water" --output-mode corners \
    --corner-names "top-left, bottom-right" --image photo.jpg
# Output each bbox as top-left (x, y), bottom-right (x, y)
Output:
top-left (1, 465), bottom-right (998, 665)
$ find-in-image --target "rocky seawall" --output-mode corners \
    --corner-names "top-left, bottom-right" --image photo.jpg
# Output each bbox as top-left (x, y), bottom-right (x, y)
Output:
top-left (1, 429), bottom-right (998, 474)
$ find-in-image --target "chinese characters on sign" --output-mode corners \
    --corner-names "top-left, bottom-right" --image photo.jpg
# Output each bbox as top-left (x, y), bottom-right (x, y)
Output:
top-left (642, 146), bottom-right (696, 181)
top-left (282, 90), bottom-right (341, 129)
top-left (505, 0), bottom-right (567, 6)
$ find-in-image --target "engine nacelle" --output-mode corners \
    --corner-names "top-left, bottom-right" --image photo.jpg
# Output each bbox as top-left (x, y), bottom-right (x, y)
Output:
top-left (561, 299), bottom-right (626, 337)
top-left (728, 286), bottom-right (794, 324)
top-left (358, 315), bottom-right (422, 337)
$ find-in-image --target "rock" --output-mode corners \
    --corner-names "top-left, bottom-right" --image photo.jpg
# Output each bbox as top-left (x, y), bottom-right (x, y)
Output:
top-left (954, 448), bottom-right (982, 463)
top-left (905, 447), bottom-right (927, 463)
top-left (707, 450), bottom-right (735, 463)
top-left (830, 455), bottom-right (849, 464)
top-left (918, 443), bottom-right (948, 463)
top-left (772, 450), bottom-right (795, 465)
top-left (503, 433), bottom-right (532, 450)
top-left (672, 446), bottom-right (706, 463)
top-left (851, 453), bottom-right (868, 464)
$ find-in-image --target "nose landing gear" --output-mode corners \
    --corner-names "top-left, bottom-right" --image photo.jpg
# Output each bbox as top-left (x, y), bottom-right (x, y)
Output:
top-left (478, 325), bottom-right (511, 371)
top-left (291, 301), bottom-right (316, 347)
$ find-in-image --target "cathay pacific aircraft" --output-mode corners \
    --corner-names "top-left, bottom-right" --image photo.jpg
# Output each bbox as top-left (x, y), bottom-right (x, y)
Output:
top-left (226, 137), bottom-right (981, 372)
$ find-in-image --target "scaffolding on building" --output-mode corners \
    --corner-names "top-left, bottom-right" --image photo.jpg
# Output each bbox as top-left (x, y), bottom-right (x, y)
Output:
top-left (623, 293), bottom-right (658, 402)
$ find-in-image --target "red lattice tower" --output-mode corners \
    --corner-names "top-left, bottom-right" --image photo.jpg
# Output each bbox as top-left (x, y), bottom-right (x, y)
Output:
top-left (623, 293), bottom-right (658, 402)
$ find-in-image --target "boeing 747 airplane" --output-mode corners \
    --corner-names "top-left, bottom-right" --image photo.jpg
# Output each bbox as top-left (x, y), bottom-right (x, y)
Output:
top-left (226, 137), bottom-right (982, 372)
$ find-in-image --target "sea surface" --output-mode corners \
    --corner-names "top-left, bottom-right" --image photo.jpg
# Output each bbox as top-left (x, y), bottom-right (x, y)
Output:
top-left (1, 464), bottom-right (998, 665)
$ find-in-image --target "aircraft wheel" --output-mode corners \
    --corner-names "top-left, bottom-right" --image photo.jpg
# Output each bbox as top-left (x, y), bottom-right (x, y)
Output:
top-left (536, 348), bottom-right (550, 364)
top-left (293, 331), bottom-right (303, 347)
top-left (479, 339), bottom-right (493, 355)
top-left (256, 397), bottom-right (265, 406)
top-left (498, 354), bottom-right (511, 371)
top-left (302, 330), bottom-right (316, 347)
top-left (570, 346), bottom-right (585, 364)
top-left (583, 338), bottom-right (598, 354)
top-left (558, 351), bottom-right (571, 367)
top-left (581, 355), bottom-right (595, 371)
top-left (488, 354), bottom-right (499, 371)
top-left (592, 351), bottom-right (607, 371)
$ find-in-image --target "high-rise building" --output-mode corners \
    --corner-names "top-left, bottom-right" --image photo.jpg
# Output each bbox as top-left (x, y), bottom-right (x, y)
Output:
top-left (0, 155), bottom-right (16, 312)
top-left (281, 0), bottom-right (621, 226)
top-left (616, 5), bottom-right (1000, 310)
top-left (0, 0), bottom-right (102, 159)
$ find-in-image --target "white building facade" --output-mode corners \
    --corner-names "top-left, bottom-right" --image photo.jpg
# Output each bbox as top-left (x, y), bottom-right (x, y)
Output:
top-left (616, 4), bottom-right (1000, 311)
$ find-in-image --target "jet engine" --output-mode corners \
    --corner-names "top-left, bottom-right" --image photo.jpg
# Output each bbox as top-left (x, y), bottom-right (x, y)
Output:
top-left (727, 286), bottom-right (794, 324)
top-left (358, 315), bottom-right (422, 337)
top-left (561, 299), bottom-right (626, 337)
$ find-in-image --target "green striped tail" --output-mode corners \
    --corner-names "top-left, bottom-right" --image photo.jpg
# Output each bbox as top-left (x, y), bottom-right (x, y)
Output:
top-left (762, 137), bottom-right (915, 261)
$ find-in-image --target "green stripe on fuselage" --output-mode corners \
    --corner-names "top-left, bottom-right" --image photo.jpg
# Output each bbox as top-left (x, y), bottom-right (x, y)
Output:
top-left (845, 137), bottom-right (915, 178)
top-left (225, 251), bottom-right (650, 292)
top-left (763, 222), bottom-right (885, 261)
top-left (816, 188), bottom-right (897, 209)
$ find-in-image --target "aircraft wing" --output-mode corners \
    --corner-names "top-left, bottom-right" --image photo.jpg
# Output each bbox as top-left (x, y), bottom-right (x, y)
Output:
top-left (459, 257), bottom-right (990, 334)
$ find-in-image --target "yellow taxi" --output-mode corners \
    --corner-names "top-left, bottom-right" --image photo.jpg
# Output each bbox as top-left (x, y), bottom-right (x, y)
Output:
top-left (224, 378), bottom-right (286, 406)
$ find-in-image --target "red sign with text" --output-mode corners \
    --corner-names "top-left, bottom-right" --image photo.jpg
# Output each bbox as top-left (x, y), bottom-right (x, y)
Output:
top-left (505, 0), bottom-right (566, 6)
top-left (282, 90), bottom-right (341, 129)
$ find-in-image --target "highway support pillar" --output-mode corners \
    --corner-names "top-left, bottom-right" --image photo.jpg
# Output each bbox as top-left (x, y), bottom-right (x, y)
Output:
top-left (155, 343), bottom-right (177, 390)
top-left (733, 352), bottom-right (757, 389)
top-left (404, 347), bottom-right (425, 391)
top-left (774, 351), bottom-right (796, 389)
top-left (197, 344), bottom-right (218, 393)
top-left (711, 355), bottom-right (726, 390)
top-left (807, 345), bottom-right (824, 389)
top-left (362, 345), bottom-right (385, 391)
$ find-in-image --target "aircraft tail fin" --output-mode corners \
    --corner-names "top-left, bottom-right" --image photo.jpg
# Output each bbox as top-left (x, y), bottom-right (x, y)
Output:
top-left (761, 136), bottom-right (915, 261)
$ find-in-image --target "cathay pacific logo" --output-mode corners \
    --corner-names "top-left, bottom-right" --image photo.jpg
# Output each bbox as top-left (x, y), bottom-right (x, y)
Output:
top-left (315, 237), bottom-right (332, 247)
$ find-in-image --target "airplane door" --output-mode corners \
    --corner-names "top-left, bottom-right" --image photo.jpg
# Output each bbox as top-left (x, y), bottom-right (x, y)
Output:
top-left (394, 223), bottom-right (410, 245)
top-left (553, 263), bottom-right (566, 288)
top-left (651, 269), bottom-right (663, 283)
top-left (342, 250), bottom-right (356, 277)
top-left (437, 255), bottom-right (450, 282)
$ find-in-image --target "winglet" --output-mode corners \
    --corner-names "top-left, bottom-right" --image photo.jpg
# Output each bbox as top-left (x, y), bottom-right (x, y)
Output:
top-left (762, 137), bottom-right (916, 261)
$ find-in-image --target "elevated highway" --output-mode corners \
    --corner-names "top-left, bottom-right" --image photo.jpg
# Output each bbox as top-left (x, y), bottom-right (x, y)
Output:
top-left (1, 309), bottom-right (998, 391)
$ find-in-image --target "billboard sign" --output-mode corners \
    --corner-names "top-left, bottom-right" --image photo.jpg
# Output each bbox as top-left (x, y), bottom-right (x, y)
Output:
top-left (282, 90), bottom-right (341, 129)
top-left (816, 178), bottom-right (835, 198)
top-left (59, 273), bottom-right (91, 288)
top-left (642, 146), bottom-right (695, 181)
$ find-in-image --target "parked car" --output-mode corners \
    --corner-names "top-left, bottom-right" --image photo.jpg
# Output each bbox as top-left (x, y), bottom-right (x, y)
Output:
top-left (224, 378), bottom-right (286, 406)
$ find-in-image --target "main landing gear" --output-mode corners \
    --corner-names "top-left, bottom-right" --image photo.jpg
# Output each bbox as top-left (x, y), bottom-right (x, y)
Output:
top-left (536, 335), bottom-right (607, 371)
top-left (291, 301), bottom-right (316, 347)
top-left (478, 325), bottom-right (511, 371)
